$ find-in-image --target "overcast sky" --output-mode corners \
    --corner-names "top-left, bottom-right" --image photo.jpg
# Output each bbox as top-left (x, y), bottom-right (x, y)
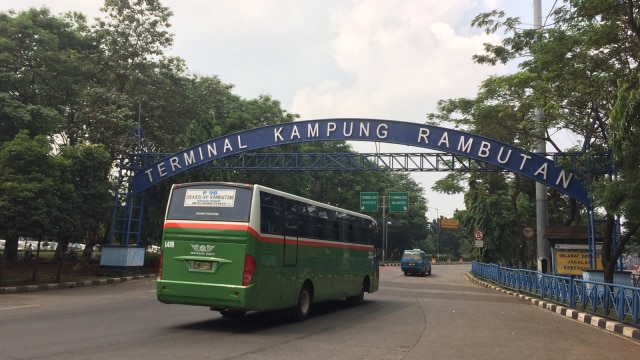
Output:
top-left (2, 0), bottom-right (555, 219)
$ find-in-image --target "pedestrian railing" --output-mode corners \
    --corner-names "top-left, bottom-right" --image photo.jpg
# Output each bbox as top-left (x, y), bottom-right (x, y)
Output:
top-left (471, 262), bottom-right (640, 326)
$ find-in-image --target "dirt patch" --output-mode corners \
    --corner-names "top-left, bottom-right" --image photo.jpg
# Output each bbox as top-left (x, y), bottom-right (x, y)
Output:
top-left (0, 259), bottom-right (156, 287)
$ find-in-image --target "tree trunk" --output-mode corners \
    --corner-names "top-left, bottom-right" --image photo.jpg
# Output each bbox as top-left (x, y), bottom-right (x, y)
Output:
top-left (510, 176), bottom-right (525, 268)
top-left (601, 214), bottom-right (638, 283)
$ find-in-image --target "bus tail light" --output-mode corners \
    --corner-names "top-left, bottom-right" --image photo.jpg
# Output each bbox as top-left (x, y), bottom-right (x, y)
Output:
top-left (158, 249), bottom-right (163, 279)
top-left (242, 255), bottom-right (256, 286)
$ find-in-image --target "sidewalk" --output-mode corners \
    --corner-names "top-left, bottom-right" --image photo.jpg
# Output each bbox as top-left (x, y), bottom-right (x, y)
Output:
top-left (0, 273), bottom-right (156, 295)
top-left (465, 272), bottom-right (640, 342)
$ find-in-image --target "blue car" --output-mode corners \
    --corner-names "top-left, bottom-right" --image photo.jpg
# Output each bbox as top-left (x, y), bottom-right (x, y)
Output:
top-left (401, 249), bottom-right (431, 276)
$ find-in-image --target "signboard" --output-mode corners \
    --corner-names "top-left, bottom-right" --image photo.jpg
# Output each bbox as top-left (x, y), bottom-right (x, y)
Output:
top-left (360, 192), bottom-right (378, 212)
top-left (554, 244), bottom-right (603, 275)
top-left (522, 226), bottom-right (535, 238)
top-left (133, 119), bottom-right (589, 205)
top-left (389, 192), bottom-right (409, 212)
top-left (440, 219), bottom-right (459, 229)
top-left (184, 189), bottom-right (236, 207)
top-left (475, 240), bottom-right (484, 248)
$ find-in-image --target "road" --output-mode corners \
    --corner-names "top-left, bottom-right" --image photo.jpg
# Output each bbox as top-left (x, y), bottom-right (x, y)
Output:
top-left (0, 264), bottom-right (638, 359)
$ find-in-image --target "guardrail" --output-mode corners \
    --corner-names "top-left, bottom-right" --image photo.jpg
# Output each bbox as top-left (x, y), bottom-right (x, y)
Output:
top-left (471, 262), bottom-right (640, 326)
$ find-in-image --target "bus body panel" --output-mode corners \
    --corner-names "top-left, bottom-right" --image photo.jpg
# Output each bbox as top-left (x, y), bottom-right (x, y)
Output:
top-left (156, 182), bottom-right (379, 314)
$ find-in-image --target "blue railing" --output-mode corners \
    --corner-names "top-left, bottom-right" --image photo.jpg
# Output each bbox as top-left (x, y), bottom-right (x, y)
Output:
top-left (471, 262), bottom-right (640, 326)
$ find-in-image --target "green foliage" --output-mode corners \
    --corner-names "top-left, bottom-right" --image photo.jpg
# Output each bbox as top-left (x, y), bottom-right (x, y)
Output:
top-left (0, 131), bottom-right (69, 261)
top-left (0, 3), bottom-right (435, 267)
top-left (452, 0), bottom-right (640, 276)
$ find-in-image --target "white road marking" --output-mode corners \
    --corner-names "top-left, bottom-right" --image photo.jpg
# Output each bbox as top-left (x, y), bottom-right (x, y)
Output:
top-left (0, 304), bottom-right (39, 311)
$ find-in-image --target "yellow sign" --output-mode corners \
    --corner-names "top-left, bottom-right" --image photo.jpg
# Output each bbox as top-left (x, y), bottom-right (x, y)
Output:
top-left (555, 250), bottom-right (602, 275)
top-left (440, 219), bottom-right (459, 229)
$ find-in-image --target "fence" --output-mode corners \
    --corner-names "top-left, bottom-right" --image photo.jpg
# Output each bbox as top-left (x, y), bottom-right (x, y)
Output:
top-left (471, 262), bottom-right (640, 326)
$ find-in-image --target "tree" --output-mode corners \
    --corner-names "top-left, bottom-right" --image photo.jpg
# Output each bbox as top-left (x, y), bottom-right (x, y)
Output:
top-left (83, 0), bottom-right (179, 160)
top-left (0, 8), bottom-right (96, 144)
top-left (468, 0), bottom-right (640, 281)
top-left (0, 131), bottom-right (69, 282)
top-left (57, 144), bottom-right (113, 269)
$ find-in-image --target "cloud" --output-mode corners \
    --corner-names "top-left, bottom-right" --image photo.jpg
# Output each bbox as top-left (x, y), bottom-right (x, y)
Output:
top-left (3, 0), bottom-right (523, 217)
top-left (290, 0), bottom-right (507, 122)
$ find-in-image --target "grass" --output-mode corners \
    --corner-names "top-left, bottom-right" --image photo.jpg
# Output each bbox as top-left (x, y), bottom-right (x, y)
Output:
top-left (0, 250), bottom-right (157, 287)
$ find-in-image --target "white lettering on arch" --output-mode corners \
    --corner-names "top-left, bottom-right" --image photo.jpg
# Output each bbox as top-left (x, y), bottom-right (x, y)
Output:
top-left (359, 122), bottom-right (370, 137)
top-left (556, 170), bottom-right (573, 189)
top-left (478, 141), bottom-right (491, 158)
top-left (291, 125), bottom-right (301, 139)
top-left (274, 127), bottom-right (283, 142)
top-left (458, 136), bottom-right (473, 153)
top-left (497, 147), bottom-right (511, 164)
top-left (183, 150), bottom-right (196, 165)
top-left (376, 124), bottom-right (388, 138)
top-left (343, 122), bottom-right (353, 137)
top-left (519, 154), bottom-right (532, 170)
top-left (327, 122), bottom-right (337, 136)
top-left (438, 132), bottom-right (450, 148)
top-left (534, 163), bottom-right (548, 180)
top-left (418, 128), bottom-right (429, 144)
top-left (169, 157), bottom-right (180, 172)
top-left (308, 123), bottom-right (319, 138)
top-left (207, 143), bottom-right (217, 157)
top-left (223, 138), bottom-right (233, 152)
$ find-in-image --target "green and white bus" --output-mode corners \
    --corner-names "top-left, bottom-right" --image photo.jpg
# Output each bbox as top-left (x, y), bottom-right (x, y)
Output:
top-left (156, 182), bottom-right (379, 320)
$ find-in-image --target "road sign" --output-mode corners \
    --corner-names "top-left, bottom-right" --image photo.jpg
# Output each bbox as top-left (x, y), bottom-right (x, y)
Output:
top-left (360, 192), bottom-right (378, 212)
top-left (389, 192), bottom-right (409, 212)
top-left (522, 226), bottom-right (535, 238)
top-left (440, 219), bottom-right (459, 229)
top-left (474, 230), bottom-right (484, 240)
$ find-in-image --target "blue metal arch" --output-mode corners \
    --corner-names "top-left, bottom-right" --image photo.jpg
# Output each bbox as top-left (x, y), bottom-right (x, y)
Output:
top-left (133, 118), bottom-right (589, 204)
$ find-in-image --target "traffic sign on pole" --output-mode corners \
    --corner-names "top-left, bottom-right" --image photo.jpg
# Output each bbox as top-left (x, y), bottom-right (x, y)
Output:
top-left (389, 192), bottom-right (409, 212)
top-left (360, 192), bottom-right (378, 212)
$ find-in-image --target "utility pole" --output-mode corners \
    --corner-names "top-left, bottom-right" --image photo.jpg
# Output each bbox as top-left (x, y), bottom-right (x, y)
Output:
top-left (534, 0), bottom-right (550, 273)
top-left (382, 195), bottom-right (388, 264)
top-left (433, 208), bottom-right (440, 261)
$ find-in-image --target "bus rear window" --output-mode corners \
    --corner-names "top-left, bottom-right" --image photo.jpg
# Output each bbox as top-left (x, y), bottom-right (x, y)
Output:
top-left (166, 185), bottom-right (252, 221)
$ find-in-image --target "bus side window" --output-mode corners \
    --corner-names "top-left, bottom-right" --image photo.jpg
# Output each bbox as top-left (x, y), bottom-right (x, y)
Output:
top-left (260, 205), bottom-right (283, 235)
top-left (322, 219), bottom-right (338, 241)
top-left (340, 222), bottom-right (354, 243)
top-left (260, 205), bottom-right (270, 233)
top-left (285, 212), bottom-right (298, 237)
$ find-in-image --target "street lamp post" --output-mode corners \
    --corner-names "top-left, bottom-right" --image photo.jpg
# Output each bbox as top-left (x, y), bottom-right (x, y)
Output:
top-left (435, 208), bottom-right (440, 261)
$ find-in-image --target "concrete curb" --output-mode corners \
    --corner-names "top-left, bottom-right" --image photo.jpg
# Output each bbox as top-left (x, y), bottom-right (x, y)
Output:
top-left (465, 272), bottom-right (640, 342)
top-left (0, 274), bottom-right (156, 295)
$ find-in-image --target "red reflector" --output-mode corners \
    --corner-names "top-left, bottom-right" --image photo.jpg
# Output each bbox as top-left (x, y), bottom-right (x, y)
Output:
top-left (158, 249), bottom-right (163, 279)
top-left (242, 255), bottom-right (256, 286)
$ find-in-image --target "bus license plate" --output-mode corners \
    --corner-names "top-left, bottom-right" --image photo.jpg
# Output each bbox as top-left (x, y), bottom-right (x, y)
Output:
top-left (409, 263), bottom-right (415, 266)
top-left (193, 260), bottom-right (213, 270)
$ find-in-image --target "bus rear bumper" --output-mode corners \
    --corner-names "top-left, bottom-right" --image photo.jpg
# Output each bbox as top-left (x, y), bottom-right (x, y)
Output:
top-left (156, 280), bottom-right (248, 309)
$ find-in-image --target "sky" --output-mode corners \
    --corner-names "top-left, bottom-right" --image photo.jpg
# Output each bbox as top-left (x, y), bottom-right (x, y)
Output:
top-left (1, 0), bottom-right (561, 219)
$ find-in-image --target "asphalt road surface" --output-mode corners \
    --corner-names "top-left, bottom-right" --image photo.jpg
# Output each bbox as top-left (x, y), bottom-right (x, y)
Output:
top-left (0, 264), bottom-right (638, 359)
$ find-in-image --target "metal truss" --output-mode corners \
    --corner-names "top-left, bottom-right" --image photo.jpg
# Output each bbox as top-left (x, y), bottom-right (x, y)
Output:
top-left (140, 151), bottom-right (610, 173)
top-left (211, 152), bottom-right (503, 172)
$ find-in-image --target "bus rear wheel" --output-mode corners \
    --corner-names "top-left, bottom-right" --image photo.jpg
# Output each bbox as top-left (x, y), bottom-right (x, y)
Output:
top-left (290, 284), bottom-right (312, 321)
top-left (346, 284), bottom-right (364, 305)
